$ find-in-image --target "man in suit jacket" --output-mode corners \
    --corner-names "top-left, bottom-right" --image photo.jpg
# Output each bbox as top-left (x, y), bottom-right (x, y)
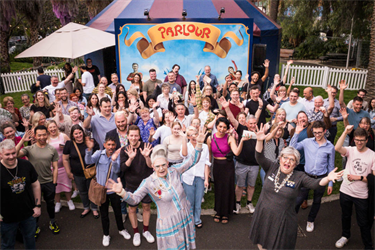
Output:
top-left (105, 111), bottom-right (128, 150)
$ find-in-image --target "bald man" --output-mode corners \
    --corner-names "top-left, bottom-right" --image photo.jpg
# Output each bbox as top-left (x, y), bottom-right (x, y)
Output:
top-left (300, 87), bottom-right (315, 113)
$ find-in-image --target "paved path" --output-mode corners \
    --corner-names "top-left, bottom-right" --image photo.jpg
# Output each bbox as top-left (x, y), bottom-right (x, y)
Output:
top-left (15, 200), bottom-right (373, 249)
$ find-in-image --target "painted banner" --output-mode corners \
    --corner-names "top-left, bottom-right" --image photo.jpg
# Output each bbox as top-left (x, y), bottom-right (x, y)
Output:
top-left (115, 19), bottom-right (253, 89)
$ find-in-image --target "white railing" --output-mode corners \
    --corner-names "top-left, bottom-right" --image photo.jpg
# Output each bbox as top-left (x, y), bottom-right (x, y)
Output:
top-left (281, 65), bottom-right (368, 90)
top-left (1, 69), bottom-right (65, 93)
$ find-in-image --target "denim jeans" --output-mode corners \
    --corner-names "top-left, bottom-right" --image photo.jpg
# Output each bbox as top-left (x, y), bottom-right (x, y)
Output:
top-left (120, 177), bottom-right (128, 215)
top-left (340, 192), bottom-right (373, 249)
top-left (260, 167), bottom-right (266, 185)
top-left (74, 175), bottom-right (97, 211)
top-left (1, 216), bottom-right (36, 249)
top-left (295, 185), bottom-right (326, 222)
top-left (182, 177), bottom-right (205, 225)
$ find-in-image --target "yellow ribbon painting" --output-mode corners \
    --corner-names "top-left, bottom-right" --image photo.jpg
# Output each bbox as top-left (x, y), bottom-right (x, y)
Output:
top-left (123, 22), bottom-right (244, 59)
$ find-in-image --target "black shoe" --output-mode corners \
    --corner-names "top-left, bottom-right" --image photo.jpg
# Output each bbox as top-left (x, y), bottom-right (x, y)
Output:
top-left (80, 210), bottom-right (91, 218)
top-left (49, 221), bottom-right (60, 234)
top-left (35, 227), bottom-right (41, 238)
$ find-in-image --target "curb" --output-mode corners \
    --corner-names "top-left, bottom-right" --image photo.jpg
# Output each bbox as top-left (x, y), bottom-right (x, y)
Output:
top-left (57, 193), bottom-right (340, 215)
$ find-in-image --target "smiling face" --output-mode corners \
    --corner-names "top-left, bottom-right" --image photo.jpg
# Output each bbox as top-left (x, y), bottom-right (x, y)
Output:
top-left (250, 89), bottom-right (260, 101)
top-left (3, 127), bottom-right (16, 140)
top-left (204, 87), bottom-right (212, 96)
top-left (47, 122), bottom-right (58, 136)
top-left (90, 95), bottom-right (98, 106)
top-left (275, 128), bottom-right (283, 139)
top-left (115, 113), bottom-right (127, 131)
top-left (172, 124), bottom-right (181, 136)
top-left (72, 129), bottom-right (84, 142)
top-left (235, 71), bottom-right (242, 80)
top-left (98, 84), bottom-right (105, 94)
top-left (276, 110), bottom-right (286, 123)
top-left (69, 109), bottom-right (80, 122)
top-left (354, 136), bottom-right (368, 151)
top-left (172, 65), bottom-right (179, 74)
top-left (100, 101), bottom-right (112, 117)
top-left (359, 119), bottom-right (370, 131)
top-left (314, 97), bottom-right (324, 110)
top-left (140, 110), bottom-right (151, 122)
top-left (152, 158), bottom-right (169, 178)
top-left (60, 90), bottom-right (68, 101)
top-left (297, 112), bottom-right (308, 127)
top-left (168, 72), bottom-right (176, 83)
top-left (36, 92), bottom-right (45, 103)
top-left (103, 139), bottom-right (116, 155)
top-left (74, 88), bottom-right (82, 97)
top-left (353, 100), bottom-right (363, 113)
top-left (279, 154), bottom-right (297, 174)
top-left (21, 95), bottom-right (30, 106)
top-left (238, 114), bottom-right (246, 125)
top-left (202, 100), bottom-right (210, 110)
top-left (216, 122), bottom-right (228, 135)
top-left (246, 118), bottom-right (257, 132)
top-left (204, 66), bottom-right (211, 76)
top-left (0, 147), bottom-right (17, 167)
top-left (289, 92), bottom-right (299, 104)
top-left (133, 74), bottom-right (140, 83)
top-left (111, 75), bottom-right (118, 84)
top-left (312, 127), bottom-right (325, 142)
top-left (128, 129), bottom-right (140, 146)
top-left (38, 115), bottom-right (46, 126)
top-left (150, 71), bottom-right (157, 81)
top-left (191, 118), bottom-right (200, 129)
top-left (371, 99), bottom-right (375, 109)
top-left (35, 128), bottom-right (48, 146)
top-left (251, 73), bottom-right (259, 82)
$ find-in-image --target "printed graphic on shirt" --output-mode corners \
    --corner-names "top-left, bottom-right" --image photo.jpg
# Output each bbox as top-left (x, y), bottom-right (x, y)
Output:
top-left (352, 158), bottom-right (368, 175)
top-left (7, 176), bottom-right (26, 194)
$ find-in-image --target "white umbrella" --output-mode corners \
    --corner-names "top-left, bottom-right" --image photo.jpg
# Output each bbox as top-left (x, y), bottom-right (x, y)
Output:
top-left (15, 22), bottom-right (115, 59)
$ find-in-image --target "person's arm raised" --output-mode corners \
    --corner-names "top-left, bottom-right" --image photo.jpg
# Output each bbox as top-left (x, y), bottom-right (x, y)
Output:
top-left (335, 125), bottom-right (353, 155)
top-left (338, 80), bottom-right (347, 108)
top-left (219, 97), bottom-right (239, 129)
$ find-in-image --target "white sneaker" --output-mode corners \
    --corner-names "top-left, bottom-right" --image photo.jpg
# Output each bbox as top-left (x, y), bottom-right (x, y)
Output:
top-left (306, 222), bottom-right (314, 232)
top-left (133, 232), bottom-right (141, 247)
top-left (102, 235), bottom-right (110, 247)
top-left (71, 190), bottom-right (79, 199)
top-left (119, 229), bottom-right (131, 240)
top-left (202, 197), bottom-right (205, 203)
top-left (67, 200), bottom-right (75, 210)
top-left (122, 214), bottom-right (127, 223)
top-left (136, 212), bottom-right (143, 222)
top-left (142, 231), bottom-right (155, 243)
top-left (55, 202), bottom-right (61, 213)
top-left (335, 237), bottom-right (348, 248)
top-left (233, 203), bottom-right (241, 214)
top-left (247, 203), bottom-right (255, 214)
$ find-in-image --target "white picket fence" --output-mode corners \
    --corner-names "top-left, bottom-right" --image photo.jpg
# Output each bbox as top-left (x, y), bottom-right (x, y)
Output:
top-left (0, 69), bottom-right (65, 93)
top-left (281, 65), bottom-right (368, 90)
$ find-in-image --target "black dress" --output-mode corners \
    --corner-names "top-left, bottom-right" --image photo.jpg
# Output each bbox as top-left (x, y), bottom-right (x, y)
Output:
top-left (249, 151), bottom-right (321, 249)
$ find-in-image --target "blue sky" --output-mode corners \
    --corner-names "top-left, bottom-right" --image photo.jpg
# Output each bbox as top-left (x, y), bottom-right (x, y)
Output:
top-left (117, 23), bottom-right (251, 88)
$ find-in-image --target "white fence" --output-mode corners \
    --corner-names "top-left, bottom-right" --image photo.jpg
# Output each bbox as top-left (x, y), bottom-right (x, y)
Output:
top-left (1, 69), bottom-right (65, 93)
top-left (280, 65), bottom-right (368, 90)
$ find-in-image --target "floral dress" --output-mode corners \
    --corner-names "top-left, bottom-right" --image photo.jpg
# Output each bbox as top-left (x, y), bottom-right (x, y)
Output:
top-left (135, 117), bottom-right (159, 147)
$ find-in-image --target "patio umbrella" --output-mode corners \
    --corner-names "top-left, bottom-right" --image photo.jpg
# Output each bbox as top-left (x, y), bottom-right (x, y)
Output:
top-left (15, 22), bottom-right (115, 59)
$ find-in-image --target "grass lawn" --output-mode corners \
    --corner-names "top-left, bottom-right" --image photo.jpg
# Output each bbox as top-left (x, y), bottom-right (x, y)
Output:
top-left (9, 62), bottom-right (34, 72)
top-left (0, 86), bottom-right (358, 210)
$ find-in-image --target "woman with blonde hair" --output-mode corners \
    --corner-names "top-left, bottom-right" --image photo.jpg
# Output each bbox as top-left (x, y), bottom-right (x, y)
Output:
top-left (46, 120), bottom-right (74, 213)
top-left (127, 88), bottom-right (144, 113)
top-left (163, 122), bottom-right (186, 166)
top-left (264, 108), bottom-right (293, 143)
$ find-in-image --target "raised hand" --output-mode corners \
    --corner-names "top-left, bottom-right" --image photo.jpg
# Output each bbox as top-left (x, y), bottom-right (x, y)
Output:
top-left (238, 102), bottom-right (244, 109)
top-left (128, 102), bottom-right (139, 113)
top-left (219, 96), bottom-right (229, 109)
top-left (339, 107), bottom-right (349, 119)
top-left (124, 145), bottom-right (137, 159)
top-left (106, 177), bottom-right (124, 194)
top-left (255, 123), bottom-right (268, 141)
top-left (196, 127), bottom-right (208, 144)
top-left (295, 120), bottom-right (304, 134)
top-left (22, 130), bottom-right (33, 142)
top-left (21, 118), bottom-right (29, 128)
top-left (344, 125), bottom-right (354, 135)
top-left (85, 136), bottom-right (94, 150)
top-left (263, 59), bottom-right (270, 68)
top-left (112, 148), bottom-right (122, 161)
top-left (181, 124), bottom-right (186, 133)
top-left (227, 125), bottom-right (234, 135)
top-left (149, 127), bottom-right (155, 137)
top-left (287, 60), bottom-right (293, 66)
top-left (319, 106), bottom-right (327, 114)
top-left (85, 106), bottom-right (95, 116)
top-left (72, 66), bottom-right (78, 73)
top-left (152, 101), bottom-right (159, 109)
top-left (178, 130), bottom-right (187, 138)
top-left (325, 84), bottom-right (332, 94)
top-left (189, 94), bottom-right (196, 106)
top-left (276, 96), bottom-right (283, 103)
top-left (216, 85), bottom-right (223, 92)
top-left (169, 114), bottom-right (176, 123)
top-left (55, 102), bottom-right (62, 114)
top-left (290, 76), bottom-right (295, 85)
top-left (339, 80), bottom-right (347, 90)
top-left (140, 143), bottom-right (153, 158)
top-left (327, 168), bottom-right (344, 183)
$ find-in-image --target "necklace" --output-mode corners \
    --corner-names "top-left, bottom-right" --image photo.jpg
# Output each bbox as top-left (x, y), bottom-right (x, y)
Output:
top-left (3, 163), bottom-right (18, 179)
top-left (274, 167), bottom-right (293, 193)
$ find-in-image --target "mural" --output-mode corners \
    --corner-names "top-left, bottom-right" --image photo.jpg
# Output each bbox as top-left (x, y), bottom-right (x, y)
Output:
top-left (115, 19), bottom-right (253, 89)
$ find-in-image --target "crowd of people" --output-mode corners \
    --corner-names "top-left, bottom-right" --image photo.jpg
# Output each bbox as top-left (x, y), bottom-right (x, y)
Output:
top-left (1, 57), bottom-right (375, 250)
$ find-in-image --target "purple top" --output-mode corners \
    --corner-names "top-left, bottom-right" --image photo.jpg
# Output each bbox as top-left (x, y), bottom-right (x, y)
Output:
top-left (211, 134), bottom-right (231, 158)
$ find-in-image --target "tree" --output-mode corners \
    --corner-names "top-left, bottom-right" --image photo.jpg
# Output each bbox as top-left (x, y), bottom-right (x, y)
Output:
top-left (0, 1), bottom-right (16, 73)
top-left (269, 0), bottom-right (280, 22)
top-left (85, 0), bottom-right (113, 20)
top-left (365, 3), bottom-right (375, 100)
top-left (51, 0), bottom-right (79, 26)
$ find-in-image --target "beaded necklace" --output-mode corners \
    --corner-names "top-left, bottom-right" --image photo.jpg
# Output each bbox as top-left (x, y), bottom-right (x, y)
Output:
top-left (274, 167), bottom-right (293, 193)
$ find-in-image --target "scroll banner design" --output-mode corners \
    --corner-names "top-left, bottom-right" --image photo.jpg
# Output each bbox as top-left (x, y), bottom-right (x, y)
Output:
top-left (124, 22), bottom-right (244, 59)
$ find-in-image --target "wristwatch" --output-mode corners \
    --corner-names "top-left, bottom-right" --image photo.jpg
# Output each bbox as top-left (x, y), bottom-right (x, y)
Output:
top-left (35, 204), bottom-right (42, 208)
top-left (360, 176), bottom-right (364, 181)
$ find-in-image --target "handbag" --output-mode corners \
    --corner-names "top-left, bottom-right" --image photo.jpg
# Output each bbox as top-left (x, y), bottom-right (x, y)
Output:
top-left (88, 160), bottom-right (112, 206)
top-left (212, 135), bottom-right (234, 162)
top-left (73, 141), bottom-right (96, 179)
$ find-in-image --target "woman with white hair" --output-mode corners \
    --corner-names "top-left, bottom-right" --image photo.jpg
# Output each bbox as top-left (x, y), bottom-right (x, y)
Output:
top-left (106, 127), bottom-right (207, 250)
top-left (249, 124), bottom-right (343, 250)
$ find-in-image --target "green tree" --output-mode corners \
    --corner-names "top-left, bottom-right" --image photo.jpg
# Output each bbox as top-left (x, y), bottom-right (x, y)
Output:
top-left (0, 1), bottom-right (16, 72)
top-left (365, 3), bottom-right (374, 100)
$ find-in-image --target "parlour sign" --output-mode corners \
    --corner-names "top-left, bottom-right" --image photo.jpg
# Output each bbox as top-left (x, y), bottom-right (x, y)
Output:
top-left (124, 22), bottom-right (244, 59)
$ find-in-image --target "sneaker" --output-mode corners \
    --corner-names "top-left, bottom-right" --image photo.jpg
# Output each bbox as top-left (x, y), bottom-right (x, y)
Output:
top-left (102, 235), bottom-right (110, 247)
top-left (122, 213), bottom-right (127, 223)
top-left (71, 190), bottom-right (79, 199)
top-left (136, 212), bottom-right (143, 222)
top-left (233, 203), bottom-right (241, 214)
top-left (67, 200), bottom-right (75, 210)
top-left (119, 229), bottom-right (131, 240)
top-left (133, 232), bottom-right (141, 247)
top-left (202, 197), bottom-right (205, 203)
top-left (335, 237), bottom-right (348, 248)
top-left (35, 227), bottom-right (41, 238)
top-left (55, 202), bottom-right (61, 213)
top-left (247, 203), bottom-right (255, 214)
top-left (49, 221), bottom-right (60, 234)
top-left (306, 222), bottom-right (314, 232)
top-left (142, 231), bottom-right (155, 243)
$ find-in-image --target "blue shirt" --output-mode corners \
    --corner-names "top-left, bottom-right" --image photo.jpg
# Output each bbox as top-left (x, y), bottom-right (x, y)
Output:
top-left (346, 108), bottom-right (370, 129)
top-left (280, 101), bottom-right (306, 126)
top-left (199, 73), bottom-right (219, 93)
top-left (85, 149), bottom-right (120, 194)
top-left (90, 113), bottom-right (116, 149)
top-left (290, 134), bottom-right (335, 186)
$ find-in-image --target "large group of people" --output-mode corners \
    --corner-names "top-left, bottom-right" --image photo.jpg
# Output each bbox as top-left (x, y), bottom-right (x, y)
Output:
top-left (1, 57), bottom-right (374, 250)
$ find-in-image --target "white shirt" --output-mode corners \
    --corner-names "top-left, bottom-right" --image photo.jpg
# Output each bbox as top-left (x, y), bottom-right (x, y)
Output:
top-left (157, 93), bottom-right (171, 110)
top-left (181, 143), bottom-right (211, 185)
top-left (299, 97), bottom-right (315, 113)
top-left (43, 81), bottom-right (65, 102)
top-left (152, 125), bottom-right (171, 144)
top-left (199, 111), bottom-right (209, 128)
top-left (149, 107), bottom-right (162, 120)
top-left (174, 114), bottom-right (195, 128)
top-left (81, 71), bottom-right (95, 94)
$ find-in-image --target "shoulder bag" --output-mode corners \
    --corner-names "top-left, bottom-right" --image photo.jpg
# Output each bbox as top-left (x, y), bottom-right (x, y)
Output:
top-left (88, 159), bottom-right (112, 206)
top-left (212, 135), bottom-right (234, 162)
top-left (73, 141), bottom-right (96, 179)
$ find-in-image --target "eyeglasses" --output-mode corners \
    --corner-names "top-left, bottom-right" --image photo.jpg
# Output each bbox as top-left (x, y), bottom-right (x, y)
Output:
top-left (154, 163), bottom-right (168, 169)
top-left (354, 139), bottom-right (367, 143)
top-left (282, 156), bottom-right (296, 163)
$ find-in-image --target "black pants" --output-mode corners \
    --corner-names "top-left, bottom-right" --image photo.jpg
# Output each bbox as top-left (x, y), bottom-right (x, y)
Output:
top-left (295, 185), bottom-right (326, 222)
top-left (327, 126), bottom-right (337, 144)
top-left (37, 182), bottom-right (55, 225)
top-left (340, 192), bottom-right (373, 249)
top-left (100, 193), bottom-right (124, 236)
